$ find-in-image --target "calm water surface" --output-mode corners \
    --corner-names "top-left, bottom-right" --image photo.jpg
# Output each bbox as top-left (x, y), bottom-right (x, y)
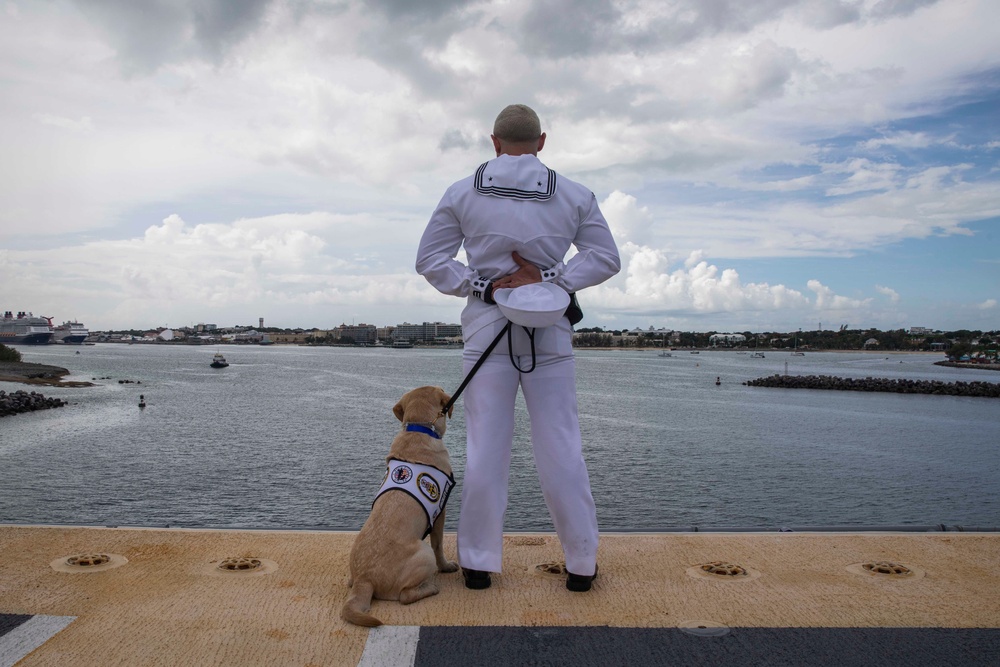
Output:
top-left (2, 344), bottom-right (999, 531)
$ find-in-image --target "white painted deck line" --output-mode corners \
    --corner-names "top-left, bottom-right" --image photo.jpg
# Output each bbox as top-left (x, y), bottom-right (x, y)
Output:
top-left (357, 625), bottom-right (420, 667)
top-left (0, 616), bottom-right (75, 667)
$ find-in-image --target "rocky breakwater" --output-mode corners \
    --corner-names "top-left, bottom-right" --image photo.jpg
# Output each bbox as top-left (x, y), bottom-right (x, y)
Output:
top-left (0, 389), bottom-right (68, 418)
top-left (745, 374), bottom-right (1000, 398)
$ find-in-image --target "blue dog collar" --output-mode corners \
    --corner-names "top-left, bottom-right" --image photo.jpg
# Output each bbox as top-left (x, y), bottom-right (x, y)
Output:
top-left (405, 423), bottom-right (441, 439)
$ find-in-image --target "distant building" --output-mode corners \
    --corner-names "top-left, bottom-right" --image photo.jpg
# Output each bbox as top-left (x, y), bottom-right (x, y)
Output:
top-left (232, 329), bottom-right (264, 343)
top-left (709, 333), bottom-right (747, 346)
top-left (616, 329), bottom-right (683, 343)
top-left (269, 331), bottom-right (319, 344)
top-left (625, 326), bottom-right (674, 336)
top-left (909, 327), bottom-right (934, 335)
top-left (393, 322), bottom-right (462, 344)
top-left (336, 323), bottom-right (377, 345)
top-left (143, 328), bottom-right (174, 341)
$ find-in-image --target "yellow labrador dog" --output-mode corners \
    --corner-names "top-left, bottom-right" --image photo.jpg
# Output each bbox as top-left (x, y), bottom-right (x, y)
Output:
top-left (342, 386), bottom-right (459, 627)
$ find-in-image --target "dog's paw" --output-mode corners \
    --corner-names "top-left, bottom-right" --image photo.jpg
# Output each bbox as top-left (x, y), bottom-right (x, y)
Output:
top-left (439, 560), bottom-right (459, 573)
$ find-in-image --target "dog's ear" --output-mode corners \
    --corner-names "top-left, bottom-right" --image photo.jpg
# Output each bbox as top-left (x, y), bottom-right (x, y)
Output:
top-left (441, 389), bottom-right (454, 419)
top-left (393, 400), bottom-right (405, 422)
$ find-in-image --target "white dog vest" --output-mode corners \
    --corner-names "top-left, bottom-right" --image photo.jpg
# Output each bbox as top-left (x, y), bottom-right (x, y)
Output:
top-left (374, 458), bottom-right (455, 538)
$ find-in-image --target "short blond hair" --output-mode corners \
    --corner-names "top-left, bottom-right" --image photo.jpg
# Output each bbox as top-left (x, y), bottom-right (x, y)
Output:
top-left (493, 104), bottom-right (541, 143)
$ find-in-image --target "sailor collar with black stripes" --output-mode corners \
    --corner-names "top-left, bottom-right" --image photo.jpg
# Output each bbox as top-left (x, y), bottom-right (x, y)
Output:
top-left (474, 154), bottom-right (557, 201)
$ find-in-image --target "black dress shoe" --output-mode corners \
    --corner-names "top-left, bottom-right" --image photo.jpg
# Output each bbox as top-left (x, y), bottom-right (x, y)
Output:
top-left (566, 564), bottom-right (598, 592)
top-left (462, 568), bottom-right (491, 590)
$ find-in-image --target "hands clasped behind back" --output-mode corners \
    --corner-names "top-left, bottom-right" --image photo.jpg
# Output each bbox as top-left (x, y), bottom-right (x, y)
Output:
top-left (492, 251), bottom-right (541, 290)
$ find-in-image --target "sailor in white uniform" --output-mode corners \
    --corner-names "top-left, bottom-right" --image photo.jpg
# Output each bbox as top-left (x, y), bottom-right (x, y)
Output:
top-left (416, 104), bottom-right (620, 592)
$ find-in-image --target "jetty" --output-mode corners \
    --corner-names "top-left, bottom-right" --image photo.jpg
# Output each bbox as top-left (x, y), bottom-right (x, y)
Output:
top-left (0, 390), bottom-right (67, 418)
top-left (2, 525), bottom-right (998, 665)
top-left (745, 374), bottom-right (1000, 398)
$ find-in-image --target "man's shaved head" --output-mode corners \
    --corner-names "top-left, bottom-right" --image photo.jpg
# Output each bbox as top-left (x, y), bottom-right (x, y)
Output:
top-left (493, 104), bottom-right (542, 143)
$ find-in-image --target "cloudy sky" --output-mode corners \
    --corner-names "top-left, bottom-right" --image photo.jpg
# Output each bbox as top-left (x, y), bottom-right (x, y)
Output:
top-left (2, 0), bottom-right (998, 333)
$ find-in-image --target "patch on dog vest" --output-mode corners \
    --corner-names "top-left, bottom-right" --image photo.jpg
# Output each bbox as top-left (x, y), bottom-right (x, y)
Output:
top-left (375, 459), bottom-right (455, 538)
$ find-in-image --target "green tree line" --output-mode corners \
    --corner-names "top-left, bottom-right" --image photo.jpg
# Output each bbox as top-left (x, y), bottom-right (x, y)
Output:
top-left (572, 328), bottom-right (999, 355)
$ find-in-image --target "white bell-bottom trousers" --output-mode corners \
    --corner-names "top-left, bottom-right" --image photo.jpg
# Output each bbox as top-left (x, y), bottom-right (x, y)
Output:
top-left (456, 318), bottom-right (598, 577)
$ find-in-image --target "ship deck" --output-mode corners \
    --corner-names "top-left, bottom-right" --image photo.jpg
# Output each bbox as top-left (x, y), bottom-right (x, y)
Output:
top-left (2, 525), bottom-right (998, 666)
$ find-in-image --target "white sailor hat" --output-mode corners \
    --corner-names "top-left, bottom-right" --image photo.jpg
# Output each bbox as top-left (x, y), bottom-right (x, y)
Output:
top-left (494, 282), bottom-right (570, 328)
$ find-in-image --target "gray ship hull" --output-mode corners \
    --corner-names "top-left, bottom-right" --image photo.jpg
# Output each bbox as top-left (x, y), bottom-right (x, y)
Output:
top-left (1, 331), bottom-right (54, 344)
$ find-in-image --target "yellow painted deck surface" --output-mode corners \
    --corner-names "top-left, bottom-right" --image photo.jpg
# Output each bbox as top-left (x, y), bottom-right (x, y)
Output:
top-left (2, 525), bottom-right (998, 666)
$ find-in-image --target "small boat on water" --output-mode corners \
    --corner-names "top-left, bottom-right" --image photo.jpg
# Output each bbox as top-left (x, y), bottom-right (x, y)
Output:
top-left (791, 330), bottom-right (805, 356)
top-left (210, 353), bottom-right (229, 368)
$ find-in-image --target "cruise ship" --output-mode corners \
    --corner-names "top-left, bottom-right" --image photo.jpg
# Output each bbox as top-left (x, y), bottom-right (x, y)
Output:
top-left (0, 310), bottom-right (54, 345)
top-left (52, 320), bottom-right (90, 344)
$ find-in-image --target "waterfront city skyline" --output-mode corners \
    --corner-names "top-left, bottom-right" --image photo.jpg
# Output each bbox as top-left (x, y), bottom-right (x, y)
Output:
top-left (2, 1), bottom-right (998, 333)
top-left (78, 321), bottom-right (991, 334)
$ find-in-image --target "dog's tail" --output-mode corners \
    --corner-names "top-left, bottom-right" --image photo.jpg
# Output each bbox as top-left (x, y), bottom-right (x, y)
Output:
top-left (341, 580), bottom-right (383, 627)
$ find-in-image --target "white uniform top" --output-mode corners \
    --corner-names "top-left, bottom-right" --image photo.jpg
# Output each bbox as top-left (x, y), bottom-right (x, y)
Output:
top-left (416, 154), bottom-right (621, 339)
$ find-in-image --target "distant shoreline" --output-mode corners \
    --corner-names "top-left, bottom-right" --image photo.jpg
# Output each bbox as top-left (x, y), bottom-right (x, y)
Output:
top-left (577, 348), bottom-right (945, 355)
top-left (934, 360), bottom-right (1000, 372)
top-left (0, 349), bottom-right (971, 388)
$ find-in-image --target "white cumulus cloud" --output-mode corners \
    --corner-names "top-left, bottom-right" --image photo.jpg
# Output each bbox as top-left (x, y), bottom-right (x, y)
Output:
top-left (876, 285), bottom-right (901, 303)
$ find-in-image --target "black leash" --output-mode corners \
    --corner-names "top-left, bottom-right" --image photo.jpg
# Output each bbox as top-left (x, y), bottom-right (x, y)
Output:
top-left (440, 290), bottom-right (580, 417)
top-left (508, 325), bottom-right (537, 373)
top-left (442, 320), bottom-right (539, 417)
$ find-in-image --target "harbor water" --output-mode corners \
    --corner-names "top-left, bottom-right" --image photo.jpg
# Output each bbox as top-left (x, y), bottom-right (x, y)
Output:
top-left (2, 344), bottom-right (999, 531)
